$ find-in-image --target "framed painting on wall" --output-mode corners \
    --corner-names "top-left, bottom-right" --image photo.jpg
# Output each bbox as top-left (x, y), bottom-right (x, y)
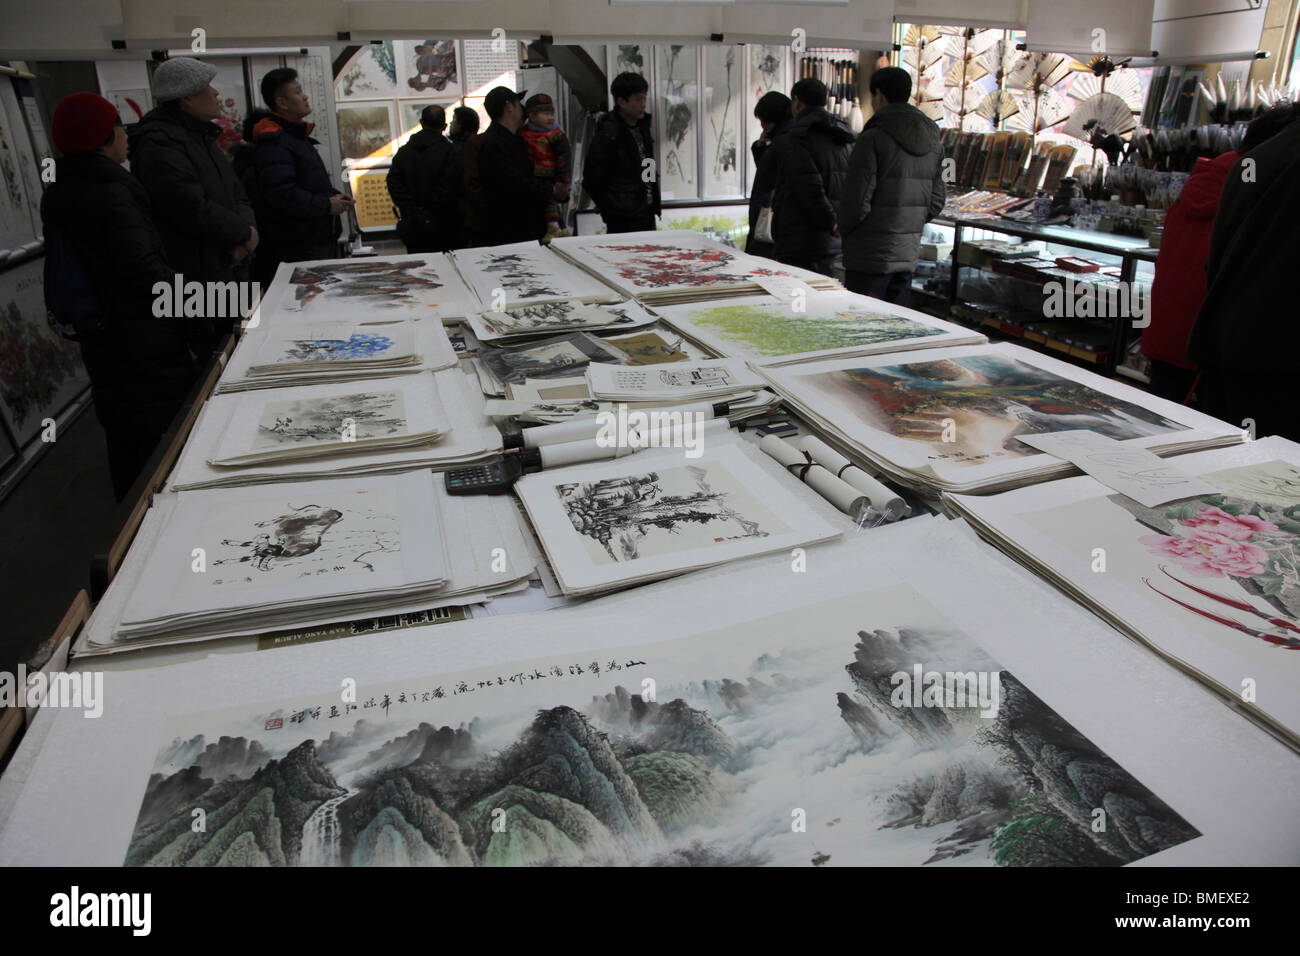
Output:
top-left (337, 102), bottom-right (398, 163)
top-left (335, 41), bottom-right (399, 102)
top-left (655, 45), bottom-right (699, 202)
top-left (397, 39), bottom-right (461, 99)
top-left (702, 45), bottom-right (743, 199)
top-left (204, 57), bottom-right (249, 153)
top-left (0, 79), bottom-right (40, 255)
top-left (0, 257), bottom-right (89, 447)
top-left (607, 43), bottom-right (651, 93)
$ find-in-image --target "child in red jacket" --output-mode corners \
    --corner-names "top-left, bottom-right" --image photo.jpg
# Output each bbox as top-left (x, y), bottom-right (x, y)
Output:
top-left (520, 93), bottom-right (572, 238)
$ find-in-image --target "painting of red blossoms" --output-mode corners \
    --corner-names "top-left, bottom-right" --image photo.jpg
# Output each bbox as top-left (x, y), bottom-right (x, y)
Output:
top-left (1113, 490), bottom-right (1300, 649)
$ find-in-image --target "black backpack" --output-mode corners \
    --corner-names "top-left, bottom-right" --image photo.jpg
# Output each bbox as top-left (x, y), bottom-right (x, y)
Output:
top-left (43, 230), bottom-right (104, 340)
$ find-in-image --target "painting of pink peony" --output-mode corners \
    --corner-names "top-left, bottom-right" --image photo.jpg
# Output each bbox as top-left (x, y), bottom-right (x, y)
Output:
top-left (1114, 491), bottom-right (1300, 649)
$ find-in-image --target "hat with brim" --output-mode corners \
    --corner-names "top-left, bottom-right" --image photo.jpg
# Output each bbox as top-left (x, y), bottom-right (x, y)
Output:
top-left (484, 86), bottom-right (528, 120)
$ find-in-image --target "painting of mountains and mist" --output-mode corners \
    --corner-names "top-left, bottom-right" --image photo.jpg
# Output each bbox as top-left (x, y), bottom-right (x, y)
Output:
top-left (125, 587), bottom-right (1197, 866)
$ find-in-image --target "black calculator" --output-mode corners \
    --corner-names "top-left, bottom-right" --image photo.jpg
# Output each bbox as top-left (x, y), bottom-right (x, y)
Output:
top-left (444, 456), bottom-right (524, 495)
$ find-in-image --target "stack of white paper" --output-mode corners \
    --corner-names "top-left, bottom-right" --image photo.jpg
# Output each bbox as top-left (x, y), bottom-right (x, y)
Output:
top-left (946, 437), bottom-right (1300, 750)
top-left (760, 343), bottom-right (1243, 496)
top-left (548, 230), bottom-right (840, 306)
top-left (258, 253), bottom-right (481, 325)
top-left (217, 319), bottom-right (458, 392)
top-left (451, 241), bottom-right (622, 309)
top-left (80, 471), bottom-right (536, 653)
top-left (474, 331), bottom-right (631, 395)
top-left (170, 367), bottom-right (501, 490)
top-left (467, 299), bottom-right (657, 342)
top-left (113, 473), bottom-right (449, 643)
top-left (586, 359), bottom-right (764, 402)
top-left (207, 373), bottom-right (446, 467)
top-left (653, 290), bottom-right (985, 366)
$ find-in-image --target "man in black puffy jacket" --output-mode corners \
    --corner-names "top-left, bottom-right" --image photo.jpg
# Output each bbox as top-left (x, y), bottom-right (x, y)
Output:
top-left (463, 86), bottom-right (551, 246)
top-left (129, 57), bottom-right (258, 351)
top-left (583, 72), bottom-right (661, 234)
top-left (246, 68), bottom-right (353, 286)
top-left (387, 105), bottom-right (457, 253)
top-left (837, 67), bottom-right (946, 306)
top-left (41, 93), bottom-right (199, 500)
top-left (765, 79), bottom-right (854, 275)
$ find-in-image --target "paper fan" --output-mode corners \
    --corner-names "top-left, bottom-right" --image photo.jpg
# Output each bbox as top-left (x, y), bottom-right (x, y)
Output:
top-left (905, 39), bottom-right (945, 73)
top-left (915, 97), bottom-right (946, 121)
top-left (903, 24), bottom-right (941, 48)
top-left (911, 73), bottom-right (945, 114)
top-left (1069, 69), bottom-right (1143, 111)
top-left (1062, 92), bottom-right (1137, 141)
top-left (945, 54), bottom-right (989, 87)
top-left (979, 40), bottom-right (1017, 82)
top-left (944, 85), bottom-right (986, 117)
top-left (976, 91), bottom-right (1020, 125)
top-left (943, 28), bottom-right (1000, 59)
top-left (1010, 88), bottom-right (1072, 134)
top-left (1005, 52), bottom-right (1084, 91)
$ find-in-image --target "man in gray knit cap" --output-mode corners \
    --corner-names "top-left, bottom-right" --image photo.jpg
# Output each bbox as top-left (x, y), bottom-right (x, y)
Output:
top-left (129, 56), bottom-right (258, 352)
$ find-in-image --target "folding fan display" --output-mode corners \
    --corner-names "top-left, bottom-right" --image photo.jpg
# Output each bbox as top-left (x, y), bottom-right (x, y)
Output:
top-left (1011, 87), bottom-right (1072, 135)
top-left (942, 27), bottom-right (998, 132)
top-left (1062, 92), bottom-right (1138, 143)
top-left (1005, 52), bottom-right (1083, 92)
top-left (1070, 59), bottom-right (1144, 111)
top-left (978, 39), bottom-right (1017, 89)
top-left (912, 73), bottom-right (946, 121)
top-left (976, 91), bottom-right (1019, 127)
top-left (903, 24), bottom-right (944, 72)
top-left (943, 85), bottom-right (986, 122)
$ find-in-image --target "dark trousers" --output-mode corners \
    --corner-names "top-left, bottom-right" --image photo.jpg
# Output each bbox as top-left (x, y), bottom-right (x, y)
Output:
top-left (845, 270), bottom-right (913, 307)
top-left (79, 334), bottom-right (196, 501)
top-left (1197, 368), bottom-right (1297, 442)
top-left (1146, 360), bottom-right (1199, 405)
top-left (779, 254), bottom-right (836, 278)
top-left (603, 212), bottom-right (655, 234)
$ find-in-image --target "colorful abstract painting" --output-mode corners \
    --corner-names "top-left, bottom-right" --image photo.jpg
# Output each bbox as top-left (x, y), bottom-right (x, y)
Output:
top-left (797, 353), bottom-right (1185, 467)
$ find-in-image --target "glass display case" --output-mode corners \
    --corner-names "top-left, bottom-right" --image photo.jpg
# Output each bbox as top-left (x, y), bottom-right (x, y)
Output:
top-left (912, 216), bottom-right (1158, 379)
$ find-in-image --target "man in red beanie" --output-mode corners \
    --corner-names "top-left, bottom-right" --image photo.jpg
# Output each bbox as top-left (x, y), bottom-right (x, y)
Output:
top-left (41, 92), bottom-right (199, 500)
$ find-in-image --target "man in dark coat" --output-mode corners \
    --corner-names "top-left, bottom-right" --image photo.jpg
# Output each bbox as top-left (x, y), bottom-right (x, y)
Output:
top-left (836, 67), bottom-right (946, 306)
top-left (41, 93), bottom-right (199, 500)
top-left (1189, 108), bottom-right (1300, 440)
top-left (583, 72), bottom-right (661, 233)
top-left (443, 106), bottom-right (479, 250)
top-left (746, 92), bottom-right (793, 258)
top-left (463, 86), bottom-right (550, 246)
top-left (387, 105), bottom-right (457, 253)
top-left (129, 57), bottom-right (258, 352)
top-left (764, 79), bottom-right (854, 275)
top-left (245, 68), bottom-right (353, 286)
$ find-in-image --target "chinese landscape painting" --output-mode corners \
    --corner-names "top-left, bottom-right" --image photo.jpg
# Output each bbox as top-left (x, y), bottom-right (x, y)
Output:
top-left (123, 587), bottom-right (1198, 866)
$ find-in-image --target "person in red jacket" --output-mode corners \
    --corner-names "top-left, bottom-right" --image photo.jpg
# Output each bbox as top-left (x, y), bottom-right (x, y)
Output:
top-left (1143, 106), bottom-right (1296, 404)
top-left (1142, 150), bottom-right (1239, 403)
